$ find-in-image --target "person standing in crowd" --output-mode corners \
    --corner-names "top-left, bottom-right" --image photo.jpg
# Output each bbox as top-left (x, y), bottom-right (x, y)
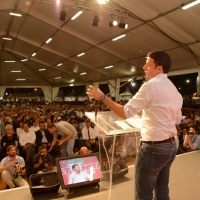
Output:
top-left (47, 121), bottom-right (77, 157)
top-left (87, 51), bottom-right (183, 200)
top-left (0, 145), bottom-right (28, 188)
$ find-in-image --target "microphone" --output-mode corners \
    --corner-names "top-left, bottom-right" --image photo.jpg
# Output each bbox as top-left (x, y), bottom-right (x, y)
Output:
top-left (106, 77), bottom-right (137, 97)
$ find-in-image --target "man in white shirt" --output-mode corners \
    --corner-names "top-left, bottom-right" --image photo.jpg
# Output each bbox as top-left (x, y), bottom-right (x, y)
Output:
top-left (87, 51), bottom-right (183, 200)
top-left (29, 119), bottom-right (40, 133)
top-left (19, 122), bottom-right (36, 163)
top-left (68, 164), bottom-right (90, 184)
top-left (81, 119), bottom-right (99, 152)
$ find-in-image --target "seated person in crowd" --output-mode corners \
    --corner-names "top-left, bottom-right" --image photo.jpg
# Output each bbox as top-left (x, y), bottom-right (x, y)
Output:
top-left (16, 121), bottom-right (24, 137)
top-left (74, 146), bottom-right (92, 155)
top-left (179, 126), bottom-right (200, 153)
top-left (18, 122), bottom-right (36, 164)
top-left (1, 124), bottom-right (19, 156)
top-left (29, 119), bottom-right (40, 133)
top-left (35, 121), bottom-right (53, 150)
top-left (32, 144), bottom-right (56, 174)
top-left (0, 145), bottom-right (28, 189)
top-left (109, 136), bottom-right (126, 160)
top-left (81, 119), bottom-right (99, 152)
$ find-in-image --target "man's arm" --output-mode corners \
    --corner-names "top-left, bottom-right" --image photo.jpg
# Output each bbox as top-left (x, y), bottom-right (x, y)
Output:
top-left (0, 161), bottom-right (16, 173)
top-left (87, 86), bottom-right (126, 119)
top-left (59, 132), bottom-right (73, 145)
top-left (183, 135), bottom-right (189, 147)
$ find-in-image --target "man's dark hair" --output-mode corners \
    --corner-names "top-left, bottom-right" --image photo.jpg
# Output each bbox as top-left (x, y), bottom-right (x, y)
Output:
top-left (47, 124), bottom-right (56, 129)
top-left (38, 144), bottom-right (47, 151)
top-left (147, 51), bottom-right (171, 73)
top-left (72, 164), bottom-right (78, 170)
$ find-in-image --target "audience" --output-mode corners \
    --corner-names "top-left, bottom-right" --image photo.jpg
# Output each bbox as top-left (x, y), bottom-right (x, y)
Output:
top-left (0, 100), bottom-right (200, 190)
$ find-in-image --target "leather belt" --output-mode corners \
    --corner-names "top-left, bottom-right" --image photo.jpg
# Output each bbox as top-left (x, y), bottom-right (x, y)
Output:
top-left (141, 136), bottom-right (175, 144)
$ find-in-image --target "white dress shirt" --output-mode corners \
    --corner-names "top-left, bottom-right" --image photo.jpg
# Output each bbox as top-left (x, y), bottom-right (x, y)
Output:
top-left (124, 74), bottom-right (183, 141)
top-left (19, 130), bottom-right (36, 146)
top-left (82, 127), bottom-right (96, 140)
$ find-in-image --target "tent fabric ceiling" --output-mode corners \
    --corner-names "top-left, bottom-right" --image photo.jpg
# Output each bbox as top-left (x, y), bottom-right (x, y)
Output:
top-left (0, 0), bottom-right (200, 87)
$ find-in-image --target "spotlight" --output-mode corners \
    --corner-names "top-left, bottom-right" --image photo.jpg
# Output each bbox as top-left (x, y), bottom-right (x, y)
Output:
top-left (109, 20), bottom-right (118, 27)
top-left (118, 20), bottom-right (128, 29)
top-left (92, 15), bottom-right (99, 27)
top-left (59, 10), bottom-right (66, 21)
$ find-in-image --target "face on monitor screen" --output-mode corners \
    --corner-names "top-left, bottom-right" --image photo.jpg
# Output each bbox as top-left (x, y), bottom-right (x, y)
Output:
top-left (56, 153), bottom-right (102, 189)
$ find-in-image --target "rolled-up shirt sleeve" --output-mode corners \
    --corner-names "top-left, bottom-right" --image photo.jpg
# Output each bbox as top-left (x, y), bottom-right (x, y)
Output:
top-left (124, 82), bottom-right (152, 118)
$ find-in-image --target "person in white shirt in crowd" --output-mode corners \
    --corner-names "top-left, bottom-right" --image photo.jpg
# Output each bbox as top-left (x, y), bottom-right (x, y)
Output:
top-left (29, 119), bottom-right (40, 133)
top-left (16, 121), bottom-right (24, 137)
top-left (18, 122), bottom-right (36, 163)
top-left (81, 119), bottom-right (99, 152)
top-left (47, 121), bottom-right (77, 157)
top-left (87, 51), bottom-right (183, 200)
top-left (0, 145), bottom-right (28, 188)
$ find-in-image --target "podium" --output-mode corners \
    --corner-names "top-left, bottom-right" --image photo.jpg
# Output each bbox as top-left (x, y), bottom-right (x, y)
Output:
top-left (85, 111), bottom-right (141, 200)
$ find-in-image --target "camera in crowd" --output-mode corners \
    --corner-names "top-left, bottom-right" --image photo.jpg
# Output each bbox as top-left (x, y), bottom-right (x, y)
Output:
top-left (40, 153), bottom-right (48, 163)
top-left (187, 131), bottom-right (194, 135)
top-left (13, 162), bottom-right (25, 179)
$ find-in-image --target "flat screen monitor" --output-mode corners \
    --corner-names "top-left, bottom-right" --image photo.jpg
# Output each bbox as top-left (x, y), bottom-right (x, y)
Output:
top-left (56, 153), bottom-right (102, 189)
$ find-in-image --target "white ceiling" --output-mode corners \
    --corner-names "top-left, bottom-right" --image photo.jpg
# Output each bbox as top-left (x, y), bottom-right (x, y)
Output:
top-left (0, 0), bottom-right (200, 87)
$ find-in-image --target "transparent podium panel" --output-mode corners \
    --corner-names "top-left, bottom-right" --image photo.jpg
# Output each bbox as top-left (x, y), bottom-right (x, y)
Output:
top-left (85, 111), bottom-right (141, 200)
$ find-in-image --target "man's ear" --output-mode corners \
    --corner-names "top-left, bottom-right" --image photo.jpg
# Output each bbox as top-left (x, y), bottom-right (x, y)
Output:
top-left (157, 65), bottom-right (163, 73)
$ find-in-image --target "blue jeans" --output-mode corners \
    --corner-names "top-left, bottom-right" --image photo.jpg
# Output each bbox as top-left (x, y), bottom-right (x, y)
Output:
top-left (60, 136), bottom-right (75, 157)
top-left (134, 141), bottom-right (177, 200)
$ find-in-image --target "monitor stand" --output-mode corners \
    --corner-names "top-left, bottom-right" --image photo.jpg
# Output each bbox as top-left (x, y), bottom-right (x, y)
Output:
top-left (66, 183), bottom-right (100, 199)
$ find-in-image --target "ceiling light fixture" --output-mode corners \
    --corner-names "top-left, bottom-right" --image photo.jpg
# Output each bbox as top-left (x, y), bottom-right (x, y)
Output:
top-left (4, 60), bottom-right (16, 62)
top-left (32, 52), bottom-right (36, 56)
top-left (105, 65), bottom-right (113, 69)
top-left (70, 84), bottom-right (74, 86)
top-left (57, 63), bottom-right (62, 66)
top-left (9, 12), bottom-right (22, 17)
top-left (21, 59), bottom-right (28, 62)
top-left (109, 20), bottom-right (118, 27)
top-left (77, 52), bottom-right (85, 57)
top-left (11, 71), bottom-right (21, 72)
top-left (97, 0), bottom-right (109, 4)
top-left (92, 15), bottom-right (99, 27)
top-left (71, 79), bottom-right (75, 82)
top-left (80, 72), bottom-right (86, 75)
top-left (25, 0), bottom-right (31, 6)
top-left (55, 77), bottom-right (61, 79)
top-left (71, 11), bottom-right (83, 20)
top-left (59, 10), bottom-right (66, 21)
top-left (3, 37), bottom-right (12, 40)
top-left (16, 79), bottom-right (25, 81)
top-left (112, 34), bottom-right (126, 41)
top-left (182, 0), bottom-right (200, 9)
top-left (45, 38), bottom-right (52, 43)
top-left (118, 20), bottom-right (128, 29)
top-left (39, 69), bottom-right (46, 71)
